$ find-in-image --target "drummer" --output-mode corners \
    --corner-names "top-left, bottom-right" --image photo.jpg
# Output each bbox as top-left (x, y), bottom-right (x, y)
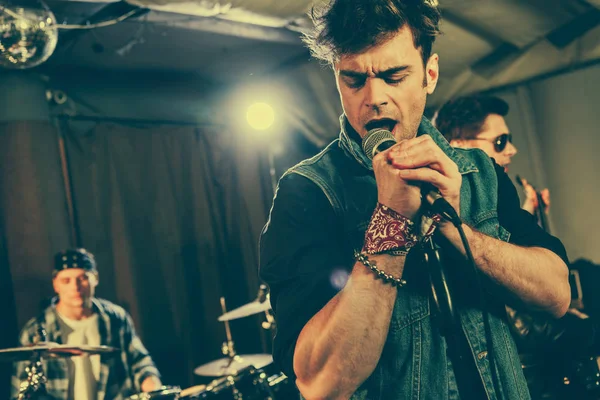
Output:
top-left (11, 248), bottom-right (163, 400)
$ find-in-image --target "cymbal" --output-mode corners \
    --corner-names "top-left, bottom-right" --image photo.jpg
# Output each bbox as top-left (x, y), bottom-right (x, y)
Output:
top-left (0, 344), bottom-right (118, 362)
top-left (218, 299), bottom-right (272, 322)
top-left (194, 353), bottom-right (273, 377)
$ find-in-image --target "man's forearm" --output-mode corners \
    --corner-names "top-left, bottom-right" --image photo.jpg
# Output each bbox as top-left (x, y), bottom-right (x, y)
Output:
top-left (439, 223), bottom-right (570, 317)
top-left (294, 254), bottom-right (404, 400)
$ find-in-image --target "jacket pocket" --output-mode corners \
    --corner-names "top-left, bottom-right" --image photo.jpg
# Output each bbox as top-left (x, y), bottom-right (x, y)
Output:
top-left (389, 287), bottom-right (430, 333)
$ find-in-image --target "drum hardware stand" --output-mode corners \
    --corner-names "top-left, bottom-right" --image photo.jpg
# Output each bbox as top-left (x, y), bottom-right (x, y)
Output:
top-left (18, 358), bottom-right (49, 400)
top-left (253, 367), bottom-right (276, 400)
top-left (18, 326), bottom-right (55, 400)
top-left (255, 284), bottom-right (276, 332)
top-left (219, 297), bottom-right (278, 399)
top-left (220, 297), bottom-right (239, 370)
top-left (219, 297), bottom-right (246, 399)
top-left (261, 310), bottom-right (276, 331)
top-left (254, 286), bottom-right (279, 399)
top-left (226, 373), bottom-right (245, 400)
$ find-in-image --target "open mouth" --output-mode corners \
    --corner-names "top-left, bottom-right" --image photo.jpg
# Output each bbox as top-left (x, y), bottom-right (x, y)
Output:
top-left (365, 118), bottom-right (397, 133)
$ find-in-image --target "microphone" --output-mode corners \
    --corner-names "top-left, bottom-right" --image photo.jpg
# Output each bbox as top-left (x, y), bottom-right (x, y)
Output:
top-left (361, 128), bottom-right (396, 158)
top-left (362, 128), bottom-right (461, 226)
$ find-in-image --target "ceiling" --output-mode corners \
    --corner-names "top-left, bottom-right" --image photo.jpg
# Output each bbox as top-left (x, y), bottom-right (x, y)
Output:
top-left (5, 0), bottom-right (600, 105)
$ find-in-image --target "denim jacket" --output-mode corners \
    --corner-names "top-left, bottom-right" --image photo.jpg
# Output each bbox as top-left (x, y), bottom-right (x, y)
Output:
top-left (283, 116), bottom-right (530, 400)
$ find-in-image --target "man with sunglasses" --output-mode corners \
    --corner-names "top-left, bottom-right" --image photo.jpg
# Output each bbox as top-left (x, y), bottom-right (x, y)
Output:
top-left (433, 95), bottom-right (549, 215)
top-left (434, 96), bottom-right (600, 399)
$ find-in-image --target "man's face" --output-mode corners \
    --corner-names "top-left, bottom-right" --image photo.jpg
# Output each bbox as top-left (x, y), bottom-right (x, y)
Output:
top-left (334, 25), bottom-right (439, 141)
top-left (53, 269), bottom-right (97, 309)
top-left (452, 114), bottom-right (518, 169)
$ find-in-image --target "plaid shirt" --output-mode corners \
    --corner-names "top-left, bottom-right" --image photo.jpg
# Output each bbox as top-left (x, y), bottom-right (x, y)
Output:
top-left (12, 298), bottom-right (160, 400)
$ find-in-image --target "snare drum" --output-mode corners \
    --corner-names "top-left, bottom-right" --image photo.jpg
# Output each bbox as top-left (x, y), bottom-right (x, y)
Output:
top-left (127, 385), bottom-right (181, 399)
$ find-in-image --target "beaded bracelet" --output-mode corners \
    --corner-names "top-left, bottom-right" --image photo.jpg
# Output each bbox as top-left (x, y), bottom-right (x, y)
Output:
top-left (354, 250), bottom-right (407, 287)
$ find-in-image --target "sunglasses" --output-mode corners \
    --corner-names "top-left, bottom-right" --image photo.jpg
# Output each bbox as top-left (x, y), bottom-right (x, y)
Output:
top-left (470, 133), bottom-right (513, 152)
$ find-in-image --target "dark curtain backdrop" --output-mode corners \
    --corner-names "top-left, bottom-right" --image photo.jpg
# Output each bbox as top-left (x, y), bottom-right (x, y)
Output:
top-left (0, 117), bottom-right (294, 396)
top-left (59, 119), bottom-right (277, 387)
top-left (0, 121), bottom-right (73, 399)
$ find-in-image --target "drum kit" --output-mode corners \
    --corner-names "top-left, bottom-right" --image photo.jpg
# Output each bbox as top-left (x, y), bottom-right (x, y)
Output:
top-left (3, 286), bottom-right (298, 400)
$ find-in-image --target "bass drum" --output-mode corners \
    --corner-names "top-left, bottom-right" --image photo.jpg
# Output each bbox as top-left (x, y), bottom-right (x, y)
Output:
top-left (126, 385), bottom-right (181, 399)
top-left (181, 366), bottom-right (269, 399)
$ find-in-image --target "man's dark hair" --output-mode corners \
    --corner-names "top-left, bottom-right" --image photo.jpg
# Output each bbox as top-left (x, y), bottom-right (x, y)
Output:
top-left (303, 0), bottom-right (441, 66)
top-left (433, 95), bottom-right (510, 142)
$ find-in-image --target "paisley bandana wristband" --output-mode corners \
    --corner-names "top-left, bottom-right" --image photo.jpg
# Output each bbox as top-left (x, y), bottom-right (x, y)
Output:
top-left (362, 203), bottom-right (418, 255)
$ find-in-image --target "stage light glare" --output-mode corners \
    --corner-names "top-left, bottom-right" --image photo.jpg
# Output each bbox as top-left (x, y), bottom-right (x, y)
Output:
top-left (330, 268), bottom-right (349, 290)
top-left (269, 142), bottom-right (285, 156)
top-left (246, 102), bottom-right (274, 131)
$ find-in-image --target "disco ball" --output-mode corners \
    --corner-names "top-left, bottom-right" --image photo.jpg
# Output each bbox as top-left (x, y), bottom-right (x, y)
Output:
top-left (0, 5), bottom-right (58, 69)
